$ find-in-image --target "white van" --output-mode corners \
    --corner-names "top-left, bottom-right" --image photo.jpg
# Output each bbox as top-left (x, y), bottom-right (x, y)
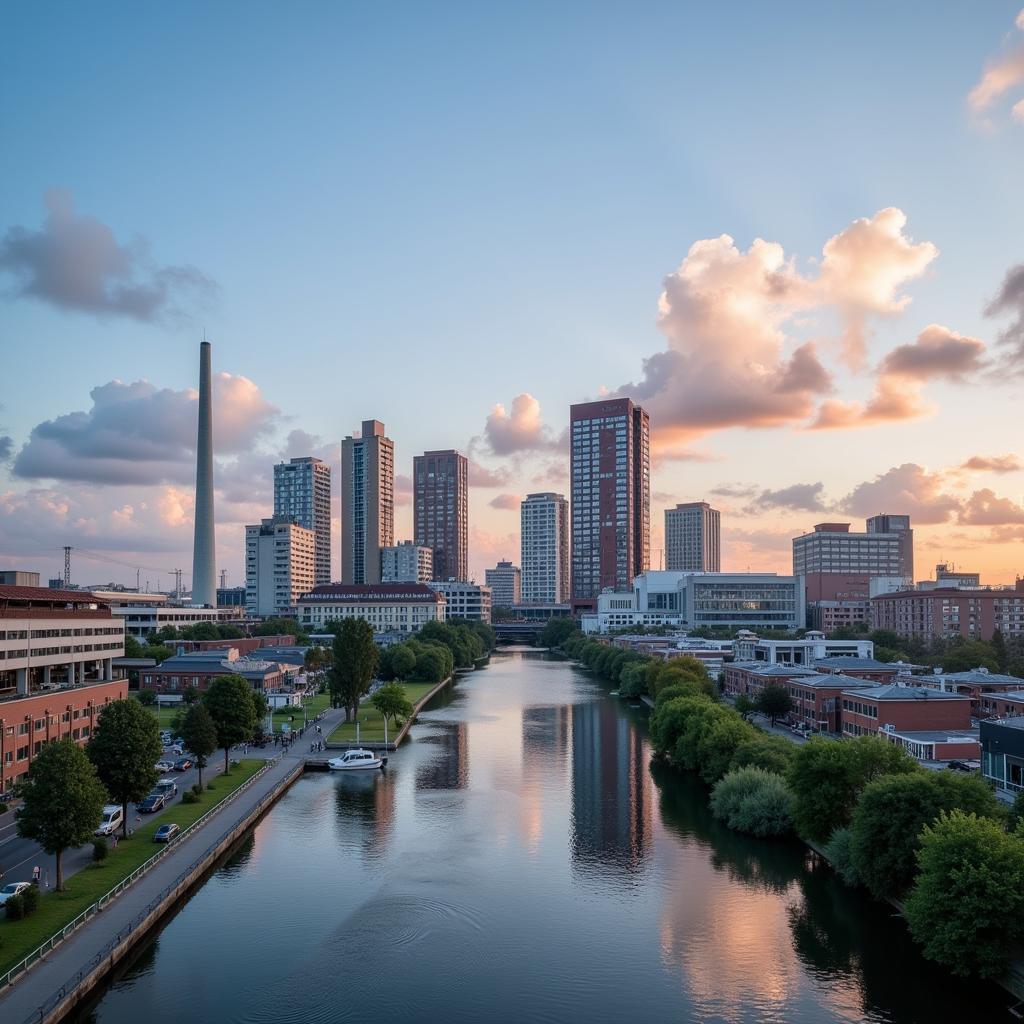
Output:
top-left (95, 804), bottom-right (123, 836)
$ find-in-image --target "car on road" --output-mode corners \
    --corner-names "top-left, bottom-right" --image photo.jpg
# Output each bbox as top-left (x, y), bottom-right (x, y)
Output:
top-left (154, 823), bottom-right (180, 843)
top-left (154, 778), bottom-right (178, 798)
top-left (0, 881), bottom-right (31, 905)
top-left (138, 792), bottom-right (166, 813)
top-left (173, 758), bottom-right (193, 772)
top-left (165, 744), bottom-right (184, 757)
top-left (155, 760), bottom-right (175, 773)
top-left (95, 804), bottom-right (124, 836)
top-left (947, 759), bottom-right (981, 773)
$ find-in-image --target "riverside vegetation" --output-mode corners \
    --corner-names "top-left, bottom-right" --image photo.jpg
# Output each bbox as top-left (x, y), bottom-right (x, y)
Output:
top-left (553, 624), bottom-right (1024, 981)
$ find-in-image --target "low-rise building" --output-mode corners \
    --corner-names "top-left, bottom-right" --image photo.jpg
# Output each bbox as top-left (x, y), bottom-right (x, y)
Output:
top-left (881, 727), bottom-right (980, 763)
top-left (93, 591), bottom-right (233, 639)
top-left (733, 630), bottom-right (873, 665)
top-left (810, 656), bottom-right (901, 683)
top-left (297, 583), bottom-right (446, 634)
top-left (428, 581), bottom-right (492, 623)
top-left (981, 716), bottom-right (1024, 792)
top-left (484, 561), bottom-right (521, 608)
top-left (785, 672), bottom-right (880, 733)
top-left (840, 684), bottom-right (973, 739)
top-left (870, 580), bottom-right (1024, 642)
top-left (722, 662), bottom-right (820, 700)
top-left (979, 690), bottom-right (1024, 719)
top-left (381, 542), bottom-right (434, 584)
top-left (612, 634), bottom-right (733, 673)
top-left (910, 666), bottom-right (1024, 718)
top-left (140, 647), bottom-right (290, 695)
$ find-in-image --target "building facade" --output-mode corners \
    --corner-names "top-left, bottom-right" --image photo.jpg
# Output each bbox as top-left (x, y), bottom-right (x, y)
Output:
top-left (665, 502), bottom-right (720, 572)
top-left (733, 631), bottom-right (874, 665)
top-left (428, 581), bottom-right (492, 623)
top-left (485, 561), bottom-right (521, 608)
top-left (274, 456), bottom-right (332, 585)
top-left (570, 398), bottom-right (650, 607)
top-left (981, 717), bottom-right (1024, 792)
top-left (245, 516), bottom-right (315, 617)
top-left (140, 647), bottom-right (290, 695)
top-left (870, 580), bottom-right (1024, 641)
top-left (520, 492), bottom-right (569, 604)
top-left (0, 571), bottom-right (41, 587)
top-left (840, 684), bottom-right (972, 738)
top-left (342, 420), bottom-right (395, 586)
top-left (380, 541), bottom-right (434, 584)
top-left (414, 449), bottom-right (468, 582)
top-left (217, 586), bottom-right (248, 608)
top-left (297, 583), bottom-right (446, 634)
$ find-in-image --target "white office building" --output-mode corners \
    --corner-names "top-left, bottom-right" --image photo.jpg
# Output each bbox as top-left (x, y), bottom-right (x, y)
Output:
top-left (92, 591), bottom-right (233, 639)
top-left (520, 492), bottom-right (569, 604)
top-left (428, 581), bottom-right (492, 623)
top-left (297, 584), bottom-right (445, 634)
top-left (246, 516), bottom-right (316, 617)
top-left (381, 541), bottom-right (434, 584)
top-left (274, 456), bottom-right (332, 585)
top-left (665, 502), bottom-right (720, 572)
top-left (485, 561), bottom-right (521, 608)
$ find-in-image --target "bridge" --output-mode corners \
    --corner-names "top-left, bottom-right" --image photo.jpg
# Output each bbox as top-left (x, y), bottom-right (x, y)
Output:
top-left (492, 622), bottom-right (545, 643)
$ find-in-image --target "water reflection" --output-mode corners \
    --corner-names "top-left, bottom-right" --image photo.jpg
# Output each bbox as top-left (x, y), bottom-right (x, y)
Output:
top-left (415, 721), bottom-right (470, 790)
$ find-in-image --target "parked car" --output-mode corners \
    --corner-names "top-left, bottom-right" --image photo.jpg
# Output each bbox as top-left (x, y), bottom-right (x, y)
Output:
top-left (138, 792), bottom-right (166, 813)
top-left (154, 778), bottom-right (178, 797)
top-left (160, 730), bottom-right (172, 745)
top-left (154, 760), bottom-right (175, 773)
top-left (94, 804), bottom-right (124, 836)
top-left (174, 758), bottom-right (193, 772)
top-left (165, 744), bottom-right (184, 757)
top-left (0, 881), bottom-right (31, 906)
top-left (947, 760), bottom-right (981, 773)
top-left (154, 823), bottom-right (180, 843)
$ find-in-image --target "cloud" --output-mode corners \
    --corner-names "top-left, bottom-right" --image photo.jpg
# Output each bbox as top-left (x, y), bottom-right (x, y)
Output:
top-left (710, 484), bottom-right (757, 499)
top-left (468, 459), bottom-right (514, 488)
top-left (0, 189), bottom-right (217, 322)
top-left (531, 460), bottom-right (569, 486)
top-left (985, 263), bottom-right (1024, 367)
top-left (468, 526), bottom-right (520, 581)
top-left (959, 454), bottom-right (1021, 474)
top-left (488, 493), bottom-right (520, 511)
top-left (958, 488), bottom-right (1024, 525)
top-left (809, 378), bottom-right (926, 430)
top-left (395, 473), bottom-right (413, 507)
top-left (481, 393), bottom-right (561, 456)
top-left (748, 482), bottom-right (828, 513)
top-left (840, 463), bottom-right (961, 525)
top-left (968, 9), bottom-right (1024, 125)
top-left (0, 435), bottom-right (12, 463)
top-left (12, 374), bottom-right (279, 485)
top-left (615, 209), bottom-right (938, 448)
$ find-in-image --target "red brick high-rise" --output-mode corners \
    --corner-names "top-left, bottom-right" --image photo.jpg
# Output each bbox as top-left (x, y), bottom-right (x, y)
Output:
top-left (570, 398), bottom-right (650, 608)
top-left (414, 450), bottom-right (468, 582)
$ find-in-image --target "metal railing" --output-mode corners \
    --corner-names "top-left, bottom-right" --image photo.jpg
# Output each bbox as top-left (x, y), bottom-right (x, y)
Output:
top-left (0, 753), bottom-right (289, 1000)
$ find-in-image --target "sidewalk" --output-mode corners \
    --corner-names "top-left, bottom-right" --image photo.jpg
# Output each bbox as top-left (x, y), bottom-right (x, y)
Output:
top-left (0, 739), bottom-right (318, 1024)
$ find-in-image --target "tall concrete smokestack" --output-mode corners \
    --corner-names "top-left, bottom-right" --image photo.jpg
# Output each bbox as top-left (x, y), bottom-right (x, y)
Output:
top-left (191, 340), bottom-right (216, 606)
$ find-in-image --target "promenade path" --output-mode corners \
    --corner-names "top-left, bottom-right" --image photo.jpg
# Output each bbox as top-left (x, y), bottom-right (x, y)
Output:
top-left (0, 705), bottom-right (345, 1024)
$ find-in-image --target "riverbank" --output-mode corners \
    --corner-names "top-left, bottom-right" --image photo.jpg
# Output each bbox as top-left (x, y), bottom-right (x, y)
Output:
top-left (326, 676), bottom-right (454, 750)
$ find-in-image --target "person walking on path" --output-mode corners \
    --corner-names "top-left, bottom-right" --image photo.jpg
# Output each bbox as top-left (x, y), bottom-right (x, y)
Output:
top-left (32, 865), bottom-right (40, 884)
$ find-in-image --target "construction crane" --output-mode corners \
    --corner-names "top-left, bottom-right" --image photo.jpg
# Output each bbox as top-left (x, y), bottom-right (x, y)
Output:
top-left (61, 547), bottom-right (192, 594)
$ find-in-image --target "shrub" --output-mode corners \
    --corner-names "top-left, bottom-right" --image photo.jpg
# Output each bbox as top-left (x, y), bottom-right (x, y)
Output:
top-left (824, 827), bottom-right (863, 887)
top-left (136, 689), bottom-right (157, 706)
top-left (207, 782), bottom-right (216, 791)
top-left (5, 893), bottom-right (25, 920)
top-left (710, 767), bottom-right (794, 837)
top-left (730, 734), bottom-right (794, 775)
top-left (0, 800), bottom-right (9, 815)
top-left (181, 790), bottom-right (200, 804)
top-left (92, 837), bottom-right (109, 862)
top-left (192, 783), bottom-right (204, 796)
top-left (21, 885), bottom-right (39, 916)
top-left (695, 715), bottom-right (756, 784)
top-left (1008, 789), bottom-right (1024, 833)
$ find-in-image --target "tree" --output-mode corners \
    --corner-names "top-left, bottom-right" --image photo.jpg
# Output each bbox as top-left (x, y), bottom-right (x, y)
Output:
top-left (389, 644), bottom-right (417, 680)
top-left (729, 734), bottom-right (794, 775)
top-left (180, 703), bottom-right (218, 788)
top-left (786, 735), bottom-right (917, 843)
top-left (250, 690), bottom-right (270, 734)
top-left (906, 812), bottom-right (1024, 978)
top-left (136, 688), bottom-right (157, 705)
top-left (848, 770), bottom-right (1005, 899)
top-left (755, 683), bottom-right (792, 726)
top-left (733, 694), bottom-right (756, 720)
top-left (539, 617), bottom-right (579, 649)
top-left (182, 688), bottom-right (199, 705)
top-left (87, 698), bottom-right (162, 837)
top-left (709, 767), bottom-right (794, 837)
top-left (330, 619), bottom-right (379, 721)
top-left (142, 643), bottom-right (174, 664)
top-left (991, 628), bottom-right (1008, 672)
top-left (371, 683), bottom-right (414, 729)
top-left (413, 644), bottom-right (448, 683)
top-left (123, 634), bottom-right (144, 658)
top-left (203, 675), bottom-right (257, 772)
top-left (939, 639), bottom-right (999, 674)
top-left (1008, 789), bottom-right (1024, 833)
top-left (17, 741), bottom-right (108, 890)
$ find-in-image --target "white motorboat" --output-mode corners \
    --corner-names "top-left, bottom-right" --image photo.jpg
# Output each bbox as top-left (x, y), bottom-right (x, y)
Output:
top-left (327, 748), bottom-right (386, 771)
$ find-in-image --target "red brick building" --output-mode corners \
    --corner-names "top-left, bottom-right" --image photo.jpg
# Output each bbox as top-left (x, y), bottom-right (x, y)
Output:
top-left (910, 667), bottom-right (1024, 719)
top-left (787, 673), bottom-right (879, 733)
top-left (0, 679), bottom-right (127, 792)
top-left (811, 657), bottom-right (901, 684)
top-left (722, 662), bottom-right (818, 699)
top-left (870, 581), bottom-right (1024, 642)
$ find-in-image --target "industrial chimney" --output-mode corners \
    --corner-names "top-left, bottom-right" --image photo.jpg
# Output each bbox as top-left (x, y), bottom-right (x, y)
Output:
top-left (191, 340), bottom-right (216, 606)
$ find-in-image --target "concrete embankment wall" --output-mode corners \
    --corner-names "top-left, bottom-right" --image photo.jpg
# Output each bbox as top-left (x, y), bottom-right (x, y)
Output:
top-left (44, 762), bottom-right (304, 1024)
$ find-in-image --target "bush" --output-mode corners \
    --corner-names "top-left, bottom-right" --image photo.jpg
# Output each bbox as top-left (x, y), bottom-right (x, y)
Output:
top-left (136, 689), bottom-right (157, 706)
top-left (1008, 789), bottom-right (1024, 833)
top-left (21, 885), bottom-right (39, 915)
top-left (824, 827), bottom-right (863, 887)
top-left (181, 790), bottom-right (200, 804)
top-left (206, 782), bottom-right (216, 791)
top-left (192, 783), bottom-right (204, 796)
top-left (92, 837), bottom-right (109, 862)
top-left (5, 892), bottom-right (25, 920)
top-left (730, 734), bottom-right (794, 775)
top-left (710, 767), bottom-right (794, 837)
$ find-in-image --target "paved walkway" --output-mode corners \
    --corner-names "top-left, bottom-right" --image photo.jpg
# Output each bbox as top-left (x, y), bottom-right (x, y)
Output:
top-left (0, 704), bottom-right (348, 1024)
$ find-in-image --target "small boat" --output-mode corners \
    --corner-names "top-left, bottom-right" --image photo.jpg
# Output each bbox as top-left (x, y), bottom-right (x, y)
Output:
top-left (328, 748), bottom-right (386, 771)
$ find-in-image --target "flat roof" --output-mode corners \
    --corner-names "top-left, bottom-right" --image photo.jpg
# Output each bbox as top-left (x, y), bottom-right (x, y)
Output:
top-left (813, 657), bottom-right (897, 670)
top-left (887, 729), bottom-right (980, 742)
top-left (841, 684), bottom-right (971, 701)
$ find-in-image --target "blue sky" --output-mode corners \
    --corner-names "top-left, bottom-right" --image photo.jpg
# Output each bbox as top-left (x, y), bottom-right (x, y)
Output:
top-left (2, 2), bottom-right (1024, 587)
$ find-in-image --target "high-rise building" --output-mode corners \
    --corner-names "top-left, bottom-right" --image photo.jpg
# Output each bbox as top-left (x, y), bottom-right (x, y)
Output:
top-left (866, 514), bottom-right (914, 581)
top-left (793, 518), bottom-right (914, 582)
top-left (485, 561), bottom-right (521, 608)
top-left (274, 457), bottom-right (332, 585)
top-left (570, 398), bottom-right (650, 606)
top-left (191, 340), bottom-right (216, 606)
top-left (665, 502), bottom-right (720, 572)
top-left (381, 541), bottom-right (434, 583)
top-left (428, 580), bottom-right (492, 622)
top-left (414, 449), bottom-right (468, 582)
top-left (245, 516), bottom-right (315, 617)
top-left (341, 420), bottom-right (394, 585)
top-left (520, 492), bottom-right (569, 604)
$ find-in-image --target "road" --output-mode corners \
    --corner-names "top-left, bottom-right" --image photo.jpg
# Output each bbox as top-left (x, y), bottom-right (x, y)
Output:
top-left (0, 742), bottom-right (282, 890)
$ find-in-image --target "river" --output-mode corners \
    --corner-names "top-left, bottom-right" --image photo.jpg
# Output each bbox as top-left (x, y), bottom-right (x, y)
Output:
top-left (73, 651), bottom-right (1007, 1023)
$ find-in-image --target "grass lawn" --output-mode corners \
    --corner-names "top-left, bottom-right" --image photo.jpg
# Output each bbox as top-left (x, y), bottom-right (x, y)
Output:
top-left (270, 692), bottom-right (330, 733)
top-left (0, 759), bottom-right (265, 976)
top-left (328, 682), bottom-right (443, 744)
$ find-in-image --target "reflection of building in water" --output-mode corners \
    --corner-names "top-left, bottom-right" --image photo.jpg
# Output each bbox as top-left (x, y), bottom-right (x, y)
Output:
top-left (415, 721), bottom-right (470, 790)
top-left (332, 771), bottom-right (396, 860)
top-left (521, 704), bottom-right (571, 763)
top-left (570, 698), bottom-right (652, 874)
top-left (519, 704), bottom-right (572, 850)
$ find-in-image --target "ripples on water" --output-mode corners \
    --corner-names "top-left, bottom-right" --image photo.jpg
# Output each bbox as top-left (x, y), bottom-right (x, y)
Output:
top-left (73, 653), bottom-right (1011, 1024)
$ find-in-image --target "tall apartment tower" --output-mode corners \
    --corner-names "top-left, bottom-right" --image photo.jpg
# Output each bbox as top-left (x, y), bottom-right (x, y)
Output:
top-left (485, 561), bottom-right (521, 607)
top-left (414, 450), bottom-right (468, 582)
top-left (245, 516), bottom-right (315, 617)
top-left (274, 457), bottom-right (332, 585)
top-left (570, 398), bottom-right (650, 605)
top-left (520, 492), bottom-right (569, 603)
top-left (341, 420), bottom-right (394, 585)
top-left (191, 340), bottom-right (216, 606)
top-left (665, 502), bottom-right (720, 572)
top-left (866, 513), bottom-right (914, 581)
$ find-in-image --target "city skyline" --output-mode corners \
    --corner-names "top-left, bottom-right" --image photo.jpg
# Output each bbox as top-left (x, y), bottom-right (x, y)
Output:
top-left (2, 4), bottom-right (1024, 589)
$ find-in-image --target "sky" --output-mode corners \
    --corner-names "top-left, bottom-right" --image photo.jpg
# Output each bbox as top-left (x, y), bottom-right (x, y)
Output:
top-left (2, 1), bottom-right (1024, 591)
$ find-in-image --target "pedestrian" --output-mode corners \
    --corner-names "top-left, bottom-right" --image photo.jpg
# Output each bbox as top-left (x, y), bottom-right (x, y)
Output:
top-left (112, 834), bottom-right (118, 850)
top-left (32, 864), bottom-right (40, 884)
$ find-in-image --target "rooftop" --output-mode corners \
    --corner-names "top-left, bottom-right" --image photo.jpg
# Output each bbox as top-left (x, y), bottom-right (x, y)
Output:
top-left (981, 716), bottom-right (1024, 732)
top-left (929, 668), bottom-right (1024, 685)
top-left (729, 662), bottom-right (820, 677)
top-left (886, 728), bottom-right (980, 742)
top-left (841, 684), bottom-right (971, 702)
top-left (299, 584), bottom-right (443, 603)
top-left (813, 656), bottom-right (897, 671)
top-left (793, 673), bottom-right (881, 689)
